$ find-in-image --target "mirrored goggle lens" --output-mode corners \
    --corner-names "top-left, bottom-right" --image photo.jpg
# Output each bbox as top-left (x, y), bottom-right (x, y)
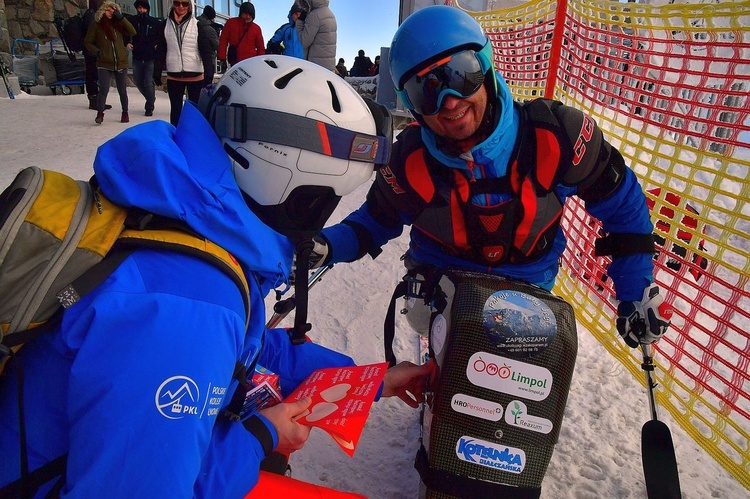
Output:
top-left (401, 50), bottom-right (485, 115)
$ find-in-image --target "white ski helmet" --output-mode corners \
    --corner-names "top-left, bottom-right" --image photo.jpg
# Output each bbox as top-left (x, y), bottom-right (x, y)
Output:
top-left (199, 55), bottom-right (392, 240)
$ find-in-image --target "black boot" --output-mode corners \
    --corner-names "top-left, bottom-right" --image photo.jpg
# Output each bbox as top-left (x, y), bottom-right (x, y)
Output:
top-left (89, 95), bottom-right (112, 110)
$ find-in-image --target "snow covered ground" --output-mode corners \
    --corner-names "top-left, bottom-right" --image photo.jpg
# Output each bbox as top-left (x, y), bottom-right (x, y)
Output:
top-left (0, 88), bottom-right (746, 498)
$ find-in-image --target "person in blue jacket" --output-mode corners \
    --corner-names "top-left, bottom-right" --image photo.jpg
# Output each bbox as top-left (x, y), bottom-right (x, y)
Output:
top-left (266, 3), bottom-right (305, 59)
top-left (0, 56), bottom-right (430, 497)
top-left (307, 6), bottom-right (673, 349)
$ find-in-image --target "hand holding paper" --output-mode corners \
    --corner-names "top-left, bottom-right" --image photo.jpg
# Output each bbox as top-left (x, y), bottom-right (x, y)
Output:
top-left (285, 363), bottom-right (390, 456)
top-left (260, 397), bottom-right (313, 453)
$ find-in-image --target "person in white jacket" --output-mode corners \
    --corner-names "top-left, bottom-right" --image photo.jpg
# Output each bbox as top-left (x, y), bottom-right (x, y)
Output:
top-left (295, 0), bottom-right (337, 72)
top-left (157, 0), bottom-right (206, 125)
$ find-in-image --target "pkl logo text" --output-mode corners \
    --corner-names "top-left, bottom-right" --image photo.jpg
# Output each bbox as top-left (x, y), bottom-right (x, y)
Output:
top-left (155, 375), bottom-right (200, 420)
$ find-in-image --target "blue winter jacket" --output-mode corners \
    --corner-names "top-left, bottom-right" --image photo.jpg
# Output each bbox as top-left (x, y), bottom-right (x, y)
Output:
top-left (322, 74), bottom-right (654, 302)
top-left (269, 12), bottom-right (304, 59)
top-left (0, 103), bottom-right (354, 497)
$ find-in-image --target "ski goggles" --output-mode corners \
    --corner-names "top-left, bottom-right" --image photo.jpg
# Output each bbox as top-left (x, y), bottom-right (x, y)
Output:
top-left (397, 49), bottom-right (489, 116)
top-left (198, 84), bottom-right (392, 166)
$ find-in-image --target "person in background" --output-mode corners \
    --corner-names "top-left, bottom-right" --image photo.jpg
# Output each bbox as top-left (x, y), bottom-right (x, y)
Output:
top-left (84, 1), bottom-right (135, 124)
top-left (266, 3), bottom-right (305, 59)
top-left (370, 54), bottom-right (380, 76)
top-left (349, 49), bottom-right (372, 77)
top-left (127, 0), bottom-right (160, 117)
top-left (335, 57), bottom-right (348, 77)
top-left (156, 0), bottom-right (209, 125)
top-left (218, 2), bottom-right (264, 68)
top-left (0, 55), bottom-right (431, 497)
top-left (197, 5), bottom-right (220, 87)
top-left (82, 0), bottom-right (111, 110)
top-left (295, 0), bottom-right (337, 72)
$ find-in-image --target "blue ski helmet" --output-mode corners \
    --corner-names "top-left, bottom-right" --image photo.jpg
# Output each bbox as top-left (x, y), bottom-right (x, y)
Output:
top-left (389, 6), bottom-right (496, 113)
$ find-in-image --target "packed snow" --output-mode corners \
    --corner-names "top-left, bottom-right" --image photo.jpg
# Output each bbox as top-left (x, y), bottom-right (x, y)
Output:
top-left (0, 89), bottom-right (745, 498)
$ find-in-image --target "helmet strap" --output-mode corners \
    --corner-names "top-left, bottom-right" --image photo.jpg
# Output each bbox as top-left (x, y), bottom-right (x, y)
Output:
top-left (289, 240), bottom-right (314, 345)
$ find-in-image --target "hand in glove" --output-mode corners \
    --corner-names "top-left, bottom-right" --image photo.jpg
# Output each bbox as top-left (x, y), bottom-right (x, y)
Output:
top-left (616, 284), bottom-right (673, 348)
top-left (290, 236), bottom-right (330, 284)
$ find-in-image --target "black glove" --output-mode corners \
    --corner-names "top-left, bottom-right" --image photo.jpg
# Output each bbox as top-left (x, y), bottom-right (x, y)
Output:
top-left (616, 284), bottom-right (673, 348)
top-left (112, 9), bottom-right (123, 20)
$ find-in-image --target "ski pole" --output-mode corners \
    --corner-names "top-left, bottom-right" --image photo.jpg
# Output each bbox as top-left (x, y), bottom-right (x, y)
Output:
top-left (266, 264), bottom-right (333, 329)
top-left (640, 343), bottom-right (682, 499)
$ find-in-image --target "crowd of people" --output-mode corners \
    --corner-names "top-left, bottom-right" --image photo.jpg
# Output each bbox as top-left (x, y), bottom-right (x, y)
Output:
top-left (78, 0), bottom-right (344, 126)
top-left (78, 0), bottom-right (389, 126)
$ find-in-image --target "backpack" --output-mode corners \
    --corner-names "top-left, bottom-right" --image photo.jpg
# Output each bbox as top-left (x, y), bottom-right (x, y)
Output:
top-left (0, 167), bottom-right (253, 497)
top-left (0, 166), bottom-right (251, 373)
top-left (60, 14), bottom-right (86, 53)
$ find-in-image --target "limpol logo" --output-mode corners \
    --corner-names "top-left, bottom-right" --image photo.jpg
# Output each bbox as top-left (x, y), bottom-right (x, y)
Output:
top-left (156, 376), bottom-right (200, 420)
top-left (466, 351), bottom-right (553, 401)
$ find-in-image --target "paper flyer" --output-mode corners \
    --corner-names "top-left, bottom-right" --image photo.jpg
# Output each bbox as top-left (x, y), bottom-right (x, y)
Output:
top-left (285, 362), bottom-right (390, 457)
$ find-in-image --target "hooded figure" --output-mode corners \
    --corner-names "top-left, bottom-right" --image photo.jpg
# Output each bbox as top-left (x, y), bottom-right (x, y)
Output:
top-left (218, 1), bottom-right (265, 66)
top-left (295, 0), bottom-right (337, 71)
top-left (0, 55), bottom-right (432, 499)
top-left (266, 3), bottom-right (305, 59)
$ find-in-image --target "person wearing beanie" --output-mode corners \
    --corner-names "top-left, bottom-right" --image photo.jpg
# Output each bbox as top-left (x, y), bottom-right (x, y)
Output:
top-left (218, 1), bottom-right (265, 67)
top-left (126, 0), bottom-right (161, 116)
top-left (197, 5), bottom-right (220, 87)
top-left (266, 3), bottom-right (305, 59)
top-left (84, 1), bottom-right (136, 124)
top-left (202, 5), bottom-right (224, 39)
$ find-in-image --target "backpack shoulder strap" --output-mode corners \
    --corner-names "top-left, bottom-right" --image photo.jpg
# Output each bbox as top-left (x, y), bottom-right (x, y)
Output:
top-left (515, 98), bottom-right (573, 194)
top-left (116, 228), bottom-right (251, 328)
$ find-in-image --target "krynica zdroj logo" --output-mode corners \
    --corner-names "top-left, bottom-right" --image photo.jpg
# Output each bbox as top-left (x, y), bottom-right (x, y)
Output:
top-left (455, 436), bottom-right (525, 474)
top-left (466, 351), bottom-right (553, 401)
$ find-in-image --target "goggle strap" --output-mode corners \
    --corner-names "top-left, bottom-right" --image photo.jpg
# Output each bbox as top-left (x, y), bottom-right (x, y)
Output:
top-left (213, 104), bottom-right (390, 164)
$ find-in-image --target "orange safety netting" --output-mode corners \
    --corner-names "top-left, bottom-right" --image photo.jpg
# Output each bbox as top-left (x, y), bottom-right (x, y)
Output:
top-left (459, 0), bottom-right (750, 489)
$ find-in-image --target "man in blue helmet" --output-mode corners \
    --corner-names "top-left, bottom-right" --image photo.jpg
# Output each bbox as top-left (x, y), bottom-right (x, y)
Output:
top-left (301, 5), bottom-right (674, 495)
top-left (311, 5), bottom-right (671, 362)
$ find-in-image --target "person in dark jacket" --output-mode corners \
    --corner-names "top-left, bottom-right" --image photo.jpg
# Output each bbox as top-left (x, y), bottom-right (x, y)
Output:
top-left (197, 5), bottom-right (220, 87)
top-left (350, 49), bottom-right (372, 77)
top-left (126, 0), bottom-right (161, 116)
top-left (82, 0), bottom-right (111, 110)
top-left (335, 57), bottom-right (348, 77)
top-left (84, 1), bottom-right (136, 124)
top-left (370, 54), bottom-right (380, 76)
